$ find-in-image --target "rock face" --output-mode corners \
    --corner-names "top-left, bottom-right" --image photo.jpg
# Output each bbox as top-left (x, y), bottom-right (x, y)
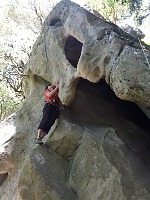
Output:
top-left (0, 0), bottom-right (150, 200)
top-left (25, 0), bottom-right (150, 106)
top-left (119, 24), bottom-right (145, 39)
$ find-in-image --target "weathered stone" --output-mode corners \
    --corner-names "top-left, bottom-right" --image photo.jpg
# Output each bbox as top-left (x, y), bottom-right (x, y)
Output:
top-left (69, 131), bottom-right (150, 200)
top-left (69, 132), bottom-right (125, 200)
top-left (110, 46), bottom-right (150, 105)
top-left (17, 145), bottom-right (77, 200)
top-left (120, 24), bottom-right (145, 39)
top-left (25, 0), bottom-right (150, 106)
top-left (0, 1), bottom-right (150, 200)
top-left (0, 115), bottom-right (16, 174)
top-left (47, 118), bottom-right (83, 159)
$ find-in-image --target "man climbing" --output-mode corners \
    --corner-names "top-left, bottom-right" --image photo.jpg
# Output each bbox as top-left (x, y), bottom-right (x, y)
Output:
top-left (37, 81), bottom-right (60, 144)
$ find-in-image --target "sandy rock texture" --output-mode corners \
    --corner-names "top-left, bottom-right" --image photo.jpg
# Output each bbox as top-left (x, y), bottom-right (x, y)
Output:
top-left (25, 0), bottom-right (150, 106)
top-left (0, 0), bottom-right (150, 200)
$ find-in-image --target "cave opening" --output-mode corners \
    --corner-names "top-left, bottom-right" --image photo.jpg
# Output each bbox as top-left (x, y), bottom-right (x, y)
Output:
top-left (67, 78), bottom-right (150, 134)
top-left (64, 36), bottom-right (83, 68)
top-left (95, 79), bottom-right (150, 132)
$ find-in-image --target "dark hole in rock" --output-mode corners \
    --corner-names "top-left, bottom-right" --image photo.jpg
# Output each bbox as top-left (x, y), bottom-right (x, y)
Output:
top-left (65, 78), bottom-right (150, 133)
top-left (97, 80), bottom-right (150, 132)
top-left (64, 36), bottom-right (83, 68)
top-left (0, 173), bottom-right (8, 186)
top-left (50, 18), bottom-right (62, 27)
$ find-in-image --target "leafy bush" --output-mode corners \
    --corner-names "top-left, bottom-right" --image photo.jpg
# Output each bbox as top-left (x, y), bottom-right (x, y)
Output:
top-left (0, 81), bottom-right (22, 121)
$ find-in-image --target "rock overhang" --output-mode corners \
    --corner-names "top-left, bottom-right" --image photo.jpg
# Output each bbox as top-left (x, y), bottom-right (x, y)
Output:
top-left (26, 0), bottom-right (150, 106)
top-left (1, 2), bottom-right (150, 197)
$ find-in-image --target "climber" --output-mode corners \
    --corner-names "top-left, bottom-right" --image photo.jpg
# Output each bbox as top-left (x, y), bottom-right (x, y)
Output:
top-left (36, 81), bottom-right (60, 144)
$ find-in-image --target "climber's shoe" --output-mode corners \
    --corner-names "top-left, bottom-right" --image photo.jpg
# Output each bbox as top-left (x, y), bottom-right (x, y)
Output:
top-left (36, 138), bottom-right (43, 145)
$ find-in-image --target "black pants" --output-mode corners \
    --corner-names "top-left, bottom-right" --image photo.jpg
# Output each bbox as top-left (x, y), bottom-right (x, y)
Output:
top-left (38, 103), bottom-right (59, 133)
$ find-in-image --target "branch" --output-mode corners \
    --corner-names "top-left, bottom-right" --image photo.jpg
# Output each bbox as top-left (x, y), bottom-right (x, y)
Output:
top-left (33, 0), bottom-right (43, 27)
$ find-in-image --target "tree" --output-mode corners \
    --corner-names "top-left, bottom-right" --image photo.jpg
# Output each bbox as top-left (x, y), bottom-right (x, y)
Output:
top-left (3, 54), bottom-right (25, 98)
top-left (0, 81), bottom-right (21, 121)
top-left (1, 0), bottom-right (59, 76)
top-left (0, 0), bottom-right (59, 121)
top-left (85, 0), bottom-right (130, 24)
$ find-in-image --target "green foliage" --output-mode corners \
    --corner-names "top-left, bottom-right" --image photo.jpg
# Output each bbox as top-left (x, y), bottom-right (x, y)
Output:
top-left (0, 81), bottom-right (22, 121)
top-left (0, 0), bottom-right (58, 121)
top-left (85, 0), bottom-right (130, 23)
top-left (85, 0), bottom-right (100, 11)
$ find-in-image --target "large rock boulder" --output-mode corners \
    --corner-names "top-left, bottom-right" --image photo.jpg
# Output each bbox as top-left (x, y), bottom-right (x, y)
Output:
top-left (69, 132), bottom-right (150, 200)
top-left (18, 146), bottom-right (77, 200)
top-left (25, 0), bottom-right (150, 106)
top-left (0, 0), bottom-right (150, 199)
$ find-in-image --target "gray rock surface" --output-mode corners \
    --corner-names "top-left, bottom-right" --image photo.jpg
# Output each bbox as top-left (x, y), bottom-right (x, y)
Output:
top-left (18, 146), bottom-right (77, 200)
top-left (25, 0), bottom-right (150, 106)
top-left (0, 0), bottom-right (150, 199)
top-left (120, 24), bottom-right (145, 39)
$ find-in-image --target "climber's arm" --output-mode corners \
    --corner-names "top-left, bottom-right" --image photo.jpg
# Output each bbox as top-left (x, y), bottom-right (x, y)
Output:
top-left (45, 82), bottom-right (59, 97)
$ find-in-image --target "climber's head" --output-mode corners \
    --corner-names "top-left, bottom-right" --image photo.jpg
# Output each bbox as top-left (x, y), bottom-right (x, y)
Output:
top-left (48, 85), bottom-right (53, 91)
top-left (45, 85), bottom-right (54, 91)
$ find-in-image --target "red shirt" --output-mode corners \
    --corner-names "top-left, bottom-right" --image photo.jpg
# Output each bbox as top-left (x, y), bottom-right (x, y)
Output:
top-left (44, 89), bottom-right (60, 107)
